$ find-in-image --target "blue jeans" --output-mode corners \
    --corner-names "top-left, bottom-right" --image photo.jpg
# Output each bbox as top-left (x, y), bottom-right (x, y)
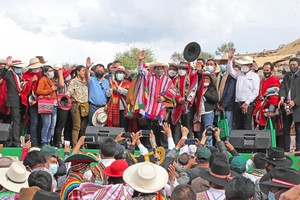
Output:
top-left (41, 106), bottom-right (57, 143)
top-left (201, 111), bottom-right (215, 147)
top-left (29, 105), bottom-right (39, 145)
top-left (225, 110), bottom-right (233, 130)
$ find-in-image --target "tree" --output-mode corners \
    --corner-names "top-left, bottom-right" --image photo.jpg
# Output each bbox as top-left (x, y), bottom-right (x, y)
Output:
top-left (215, 42), bottom-right (235, 56)
top-left (114, 47), bottom-right (155, 69)
top-left (170, 51), bottom-right (184, 63)
top-left (199, 51), bottom-right (214, 60)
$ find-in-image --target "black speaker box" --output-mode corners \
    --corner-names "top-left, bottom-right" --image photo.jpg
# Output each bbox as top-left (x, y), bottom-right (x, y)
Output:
top-left (0, 123), bottom-right (10, 143)
top-left (84, 126), bottom-right (124, 149)
top-left (229, 130), bottom-right (271, 152)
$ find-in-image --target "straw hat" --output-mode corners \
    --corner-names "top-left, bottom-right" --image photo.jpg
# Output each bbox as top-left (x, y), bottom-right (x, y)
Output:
top-left (123, 162), bottom-right (168, 194)
top-left (0, 162), bottom-right (30, 192)
top-left (27, 57), bottom-right (44, 69)
top-left (148, 59), bottom-right (169, 73)
top-left (92, 107), bottom-right (107, 127)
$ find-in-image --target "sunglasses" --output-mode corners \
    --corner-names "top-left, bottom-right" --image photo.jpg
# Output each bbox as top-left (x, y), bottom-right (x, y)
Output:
top-left (99, 82), bottom-right (104, 90)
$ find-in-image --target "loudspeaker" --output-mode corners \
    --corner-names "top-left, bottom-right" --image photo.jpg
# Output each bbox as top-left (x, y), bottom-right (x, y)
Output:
top-left (84, 126), bottom-right (124, 149)
top-left (0, 123), bottom-right (10, 143)
top-left (229, 130), bottom-right (271, 153)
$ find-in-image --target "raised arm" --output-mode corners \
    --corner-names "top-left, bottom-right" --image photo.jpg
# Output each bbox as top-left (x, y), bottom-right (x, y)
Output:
top-left (85, 57), bottom-right (93, 83)
top-left (227, 48), bottom-right (238, 79)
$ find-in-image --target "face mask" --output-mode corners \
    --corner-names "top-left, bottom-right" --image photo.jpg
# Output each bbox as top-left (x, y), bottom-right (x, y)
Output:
top-left (156, 69), bottom-right (164, 77)
top-left (14, 68), bottom-right (22, 74)
top-left (115, 73), bottom-right (124, 81)
top-left (206, 65), bottom-right (214, 73)
top-left (83, 169), bottom-right (93, 181)
top-left (95, 72), bottom-right (104, 79)
top-left (168, 70), bottom-right (177, 77)
top-left (178, 69), bottom-right (187, 76)
top-left (32, 68), bottom-right (40, 74)
top-left (267, 192), bottom-right (275, 200)
top-left (49, 164), bottom-right (58, 175)
top-left (290, 66), bottom-right (299, 73)
top-left (263, 72), bottom-right (271, 78)
top-left (220, 65), bottom-right (227, 72)
top-left (48, 71), bottom-right (54, 79)
top-left (241, 65), bottom-right (250, 73)
top-left (204, 82), bottom-right (209, 87)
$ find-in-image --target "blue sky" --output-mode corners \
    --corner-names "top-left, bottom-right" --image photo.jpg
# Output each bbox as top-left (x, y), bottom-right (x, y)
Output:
top-left (1, 0), bottom-right (299, 67)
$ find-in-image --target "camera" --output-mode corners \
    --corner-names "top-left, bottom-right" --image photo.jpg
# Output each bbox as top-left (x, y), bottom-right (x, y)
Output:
top-left (141, 130), bottom-right (151, 137)
top-left (122, 132), bottom-right (132, 138)
top-left (205, 125), bottom-right (217, 136)
top-left (185, 138), bottom-right (196, 145)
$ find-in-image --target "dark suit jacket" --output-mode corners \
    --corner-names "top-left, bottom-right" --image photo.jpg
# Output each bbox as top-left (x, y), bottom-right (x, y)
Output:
top-left (219, 75), bottom-right (236, 111)
top-left (0, 68), bottom-right (21, 107)
top-left (279, 71), bottom-right (300, 122)
top-left (203, 85), bottom-right (219, 112)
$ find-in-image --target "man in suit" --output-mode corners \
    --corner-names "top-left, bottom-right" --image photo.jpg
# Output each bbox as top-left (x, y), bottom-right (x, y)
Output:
top-left (278, 57), bottom-right (300, 152)
top-left (0, 56), bottom-right (23, 147)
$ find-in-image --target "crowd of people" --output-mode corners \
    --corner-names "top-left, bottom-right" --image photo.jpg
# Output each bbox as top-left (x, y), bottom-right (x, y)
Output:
top-left (0, 48), bottom-right (300, 199)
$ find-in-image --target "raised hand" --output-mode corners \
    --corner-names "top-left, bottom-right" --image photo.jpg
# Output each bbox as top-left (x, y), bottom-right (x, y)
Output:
top-left (86, 57), bottom-right (94, 69)
top-left (139, 50), bottom-right (145, 61)
top-left (6, 56), bottom-right (12, 67)
top-left (228, 48), bottom-right (235, 61)
top-left (162, 122), bottom-right (172, 138)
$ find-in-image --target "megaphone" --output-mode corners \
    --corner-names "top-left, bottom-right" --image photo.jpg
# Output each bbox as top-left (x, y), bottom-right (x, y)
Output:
top-left (183, 42), bottom-right (201, 62)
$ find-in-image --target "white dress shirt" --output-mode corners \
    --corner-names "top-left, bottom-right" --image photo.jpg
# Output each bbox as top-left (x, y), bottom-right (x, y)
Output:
top-left (227, 60), bottom-right (260, 105)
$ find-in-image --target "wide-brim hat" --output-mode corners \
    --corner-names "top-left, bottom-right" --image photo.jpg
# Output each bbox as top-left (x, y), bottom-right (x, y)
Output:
top-left (216, 54), bottom-right (229, 64)
top-left (235, 56), bottom-right (254, 65)
top-left (0, 162), bottom-right (30, 193)
top-left (259, 167), bottom-right (300, 195)
top-left (28, 94), bottom-right (37, 106)
top-left (63, 68), bottom-right (73, 79)
top-left (53, 64), bottom-right (62, 71)
top-left (12, 59), bottom-right (24, 68)
top-left (148, 59), bottom-right (169, 73)
top-left (203, 71), bottom-right (216, 85)
top-left (183, 42), bottom-right (201, 62)
top-left (178, 61), bottom-right (189, 69)
top-left (103, 159), bottom-right (129, 177)
top-left (261, 147), bottom-right (293, 167)
top-left (35, 56), bottom-right (47, 64)
top-left (27, 57), bottom-right (44, 69)
top-left (123, 162), bottom-right (168, 194)
top-left (115, 66), bottom-right (130, 77)
top-left (199, 159), bottom-right (239, 187)
top-left (65, 152), bottom-right (99, 164)
top-left (92, 107), bottom-right (107, 127)
top-left (57, 94), bottom-right (72, 110)
top-left (0, 58), bottom-right (6, 65)
top-left (0, 157), bottom-right (13, 168)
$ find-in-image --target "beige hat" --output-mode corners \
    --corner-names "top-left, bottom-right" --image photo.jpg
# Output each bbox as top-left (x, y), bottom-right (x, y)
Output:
top-left (0, 162), bottom-right (30, 192)
top-left (123, 162), bottom-right (168, 194)
top-left (92, 107), bottom-right (107, 127)
top-left (0, 58), bottom-right (6, 64)
top-left (148, 59), bottom-right (169, 73)
top-left (235, 56), bottom-right (254, 65)
top-left (53, 63), bottom-right (63, 71)
top-left (27, 57), bottom-right (44, 69)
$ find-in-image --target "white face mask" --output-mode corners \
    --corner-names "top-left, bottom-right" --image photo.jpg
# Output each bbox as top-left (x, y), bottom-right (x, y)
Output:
top-left (168, 70), bottom-right (177, 77)
top-left (241, 65), bottom-right (250, 73)
top-left (83, 169), bottom-right (93, 181)
top-left (32, 68), bottom-right (41, 74)
top-left (178, 69), bottom-right (187, 76)
top-left (156, 69), bottom-right (164, 77)
top-left (204, 82), bottom-right (209, 87)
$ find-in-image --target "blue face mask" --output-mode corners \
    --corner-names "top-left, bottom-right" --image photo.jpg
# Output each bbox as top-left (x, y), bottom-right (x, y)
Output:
top-left (14, 68), bottom-right (22, 74)
top-left (206, 65), bottom-right (214, 73)
top-left (220, 65), bottom-right (227, 72)
top-left (49, 164), bottom-right (58, 176)
top-left (48, 71), bottom-right (54, 79)
top-left (115, 73), bottom-right (124, 81)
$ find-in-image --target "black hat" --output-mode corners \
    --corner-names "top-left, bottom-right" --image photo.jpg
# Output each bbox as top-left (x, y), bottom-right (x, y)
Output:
top-left (261, 147), bottom-right (293, 167)
top-left (259, 167), bottom-right (300, 195)
top-left (199, 159), bottom-right (239, 187)
top-left (32, 189), bottom-right (60, 200)
top-left (183, 42), bottom-right (201, 62)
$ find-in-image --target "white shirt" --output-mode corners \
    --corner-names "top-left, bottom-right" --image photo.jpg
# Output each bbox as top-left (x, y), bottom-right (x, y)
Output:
top-left (227, 61), bottom-right (260, 105)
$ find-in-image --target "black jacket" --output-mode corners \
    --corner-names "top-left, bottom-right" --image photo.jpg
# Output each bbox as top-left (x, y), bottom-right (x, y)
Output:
top-left (0, 67), bottom-right (21, 107)
top-left (203, 85), bottom-right (219, 112)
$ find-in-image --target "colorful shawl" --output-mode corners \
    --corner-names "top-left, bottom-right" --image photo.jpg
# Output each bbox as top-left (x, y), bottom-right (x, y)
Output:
top-left (107, 80), bottom-right (131, 127)
top-left (60, 172), bottom-right (83, 200)
top-left (193, 73), bottom-right (204, 132)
